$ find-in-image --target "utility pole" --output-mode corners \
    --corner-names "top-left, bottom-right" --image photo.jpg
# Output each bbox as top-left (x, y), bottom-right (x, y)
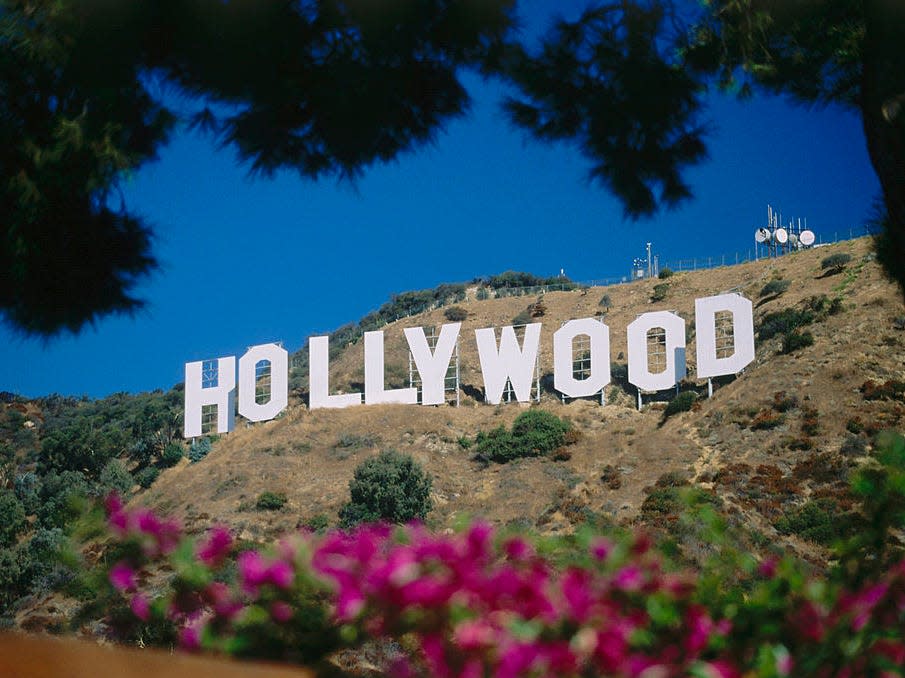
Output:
top-left (646, 242), bottom-right (652, 278)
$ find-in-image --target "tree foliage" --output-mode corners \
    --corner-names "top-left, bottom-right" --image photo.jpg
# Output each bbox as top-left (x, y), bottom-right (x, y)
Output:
top-left (339, 450), bottom-right (432, 527)
top-left (0, 0), bottom-right (515, 335)
top-left (2, 0), bottom-right (904, 337)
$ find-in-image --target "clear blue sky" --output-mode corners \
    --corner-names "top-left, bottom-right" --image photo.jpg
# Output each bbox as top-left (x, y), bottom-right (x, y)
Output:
top-left (0, 6), bottom-right (880, 399)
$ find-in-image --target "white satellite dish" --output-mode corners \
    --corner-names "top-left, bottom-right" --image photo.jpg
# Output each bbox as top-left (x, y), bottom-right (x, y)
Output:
top-left (800, 230), bottom-right (815, 246)
top-left (755, 228), bottom-right (771, 243)
top-left (788, 232), bottom-right (799, 246)
top-left (775, 227), bottom-right (788, 244)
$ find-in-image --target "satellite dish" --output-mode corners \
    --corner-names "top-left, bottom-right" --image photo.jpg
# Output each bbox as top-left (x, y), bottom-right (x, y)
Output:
top-left (775, 227), bottom-right (788, 244)
top-left (755, 228), bottom-right (771, 243)
top-left (788, 232), bottom-right (799, 246)
top-left (800, 230), bottom-right (815, 246)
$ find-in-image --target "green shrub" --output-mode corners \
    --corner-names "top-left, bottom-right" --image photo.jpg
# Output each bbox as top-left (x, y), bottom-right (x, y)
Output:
top-left (475, 287), bottom-right (490, 301)
top-left (188, 438), bottom-right (211, 463)
top-left (511, 409), bottom-right (571, 456)
top-left (443, 306), bottom-right (467, 322)
top-left (473, 426), bottom-right (516, 464)
top-left (0, 490), bottom-right (26, 548)
top-left (663, 391), bottom-right (697, 420)
top-left (302, 514), bottom-right (330, 533)
top-left (759, 279), bottom-right (790, 298)
top-left (0, 547), bottom-right (23, 612)
top-left (14, 472), bottom-right (41, 515)
top-left (821, 252), bottom-right (852, 273)
top-left (658, 268), bottom-right (674, 279)
top-left (781, 330), bottom-right (814, 354)
top-left (775, 498), bottom-right (848, 545)
top-left (511, 310), bottom-right (532, 326)
top-left (36, 470), bottom-right (90, 529)
top-left (98, 459), bottom-right (134, 496)
top-left (134, 466), bottom-right (160, 489)
top-left (474, 411), bottom-right (575, 464)
top-left (758, 308), bottom-right (815, 340)
top-left (651, 283), bottom-right (669, 302)
top-left (162, 442), bottom-right (185, 467)
top-left (339, 450), bottom-right (432, 527)
top-left (598, 294), bottom-right (612, 310)
top-left (335, 433), bottom-right (378, 450)
top-left (255, 491), bottom-right (287, 511)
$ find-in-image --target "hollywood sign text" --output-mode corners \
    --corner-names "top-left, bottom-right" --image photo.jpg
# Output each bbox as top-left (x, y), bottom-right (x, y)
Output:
top-left (184, 293), bottom-right (754, 438)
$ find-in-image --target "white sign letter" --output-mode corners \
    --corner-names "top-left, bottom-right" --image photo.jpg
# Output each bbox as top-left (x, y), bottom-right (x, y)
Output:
top-left (364, 330), bottom-right (418, 405)
top-left (309, 335), bottom-right (362, 410)
top-left (475, 323), bottom-right (542, 404)
top-left (627, 311), bottom-right (686, 391)
top-left (184, 356), bottom-right (236, 437)
top-left (553, 318), bottom-right (611, 398)
top-left (238, 343), bottom-right (288, 422)
top-left (404, 323), bottom-right (461, 405)
top-left (695, 293), bottom-right (755, 378)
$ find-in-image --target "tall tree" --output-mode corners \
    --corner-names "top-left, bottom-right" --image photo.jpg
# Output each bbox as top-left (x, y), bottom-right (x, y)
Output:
top-left (2, 1), bottom-right (903, 338)
top-left (0, 0), bottom-right (515, 335)
top-left (505, 0), bottom-right (905, 290)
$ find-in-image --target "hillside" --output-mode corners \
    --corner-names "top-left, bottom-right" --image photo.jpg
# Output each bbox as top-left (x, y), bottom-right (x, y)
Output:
top-left (3, 236), bottom-right (904, 636)
top-left (137, 237), bottom-right (902, 556)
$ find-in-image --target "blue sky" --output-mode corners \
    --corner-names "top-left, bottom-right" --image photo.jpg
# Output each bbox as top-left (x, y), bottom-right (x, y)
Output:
top-left (0, 7), bottom-right (880, 398)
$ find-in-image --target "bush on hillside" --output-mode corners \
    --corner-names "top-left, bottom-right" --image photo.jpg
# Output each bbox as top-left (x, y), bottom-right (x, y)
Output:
top-left (821, 252), bottom-right (852, 273)
top-left (98, 459), bottom-right (133, 496)
top-left (339, 450), bottom-right (432, 528)
top-left (255, 492), bottom-right (287, 511)
top-left (474, 410), bottom-right (572, 464)
top-left (658, 268), bottom-right (674, 279)
top-left (758, 307), bottom-right (815, 340)
top-left (188, 439), bottom-right (212, 463)
top-left (511, 409), bottom-right (571, 455)
top-left (0, 490), bottom-right (26, 548)
top-left (443, 306), bottom-right (467, 322)
top-left (663, 391), bottom-right (698, 420)
top-left (36, 470), bottom-right (90, 529)
top-left (162, 442), bottom-right (185, 467)
top-left (759, 279), bottom-right (790, 298)
top-left (598, 294), bottom-right (612, 310)
top-left (475, 287), bottom-right (490, 301)
top-left (651, 283), bottom-right (669, 302)
top-left (135, 466), bottom-right (160, 489)
top-left (781, 330), bottom-right (814, 354)
top-left (14, 472), bottom-right (41, 515)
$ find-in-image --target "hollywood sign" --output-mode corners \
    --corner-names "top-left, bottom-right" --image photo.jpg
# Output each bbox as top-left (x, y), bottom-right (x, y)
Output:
top-left (184, 293), bottom-right (754, 438)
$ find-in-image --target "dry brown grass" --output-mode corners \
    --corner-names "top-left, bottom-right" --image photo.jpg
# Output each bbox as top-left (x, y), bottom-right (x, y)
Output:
top-left (138, 237), bottom-right (902, 541)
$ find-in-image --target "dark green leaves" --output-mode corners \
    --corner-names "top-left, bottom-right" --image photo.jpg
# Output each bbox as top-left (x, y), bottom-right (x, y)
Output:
top-left (503, 3), bottom-right (708, 218)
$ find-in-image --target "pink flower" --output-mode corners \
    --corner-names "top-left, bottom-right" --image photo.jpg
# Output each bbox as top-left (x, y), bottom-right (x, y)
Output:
top-left (336, 587), bottom-right (366, 620)
top-left (504, 537), bottom-right (533, 561)
top-left (130, 593), bottom-right (150, 621)
top-left (590, 538), bottom-right (613, 562)
top-left (104, 492), bottom-right (123, 516)
top-left (270, 601), bottom-right (293, 623)
top-left (453, 619), bottom-right (497, 650)
top-left (237, 551), bottom-right (268, 596)
top-left (197, 525), bottom-right (233, 567)
top-left (697, 659), bottom-right (741, 678)
top-left (179, 623), bottom-right (203, 651)
top-left (265, 560), bottom-right (294, 589)
top-left (108, 509), bottom-right (130, 536)
top-left (109, 562), bottom-right (136, 593)
top-left (758, 557), bottom-right (779, 578)
top-left (613, 565), bottom-right (644, 592)
top-left (562, 568), bottom-right (593, 622)
top-left (205, 582), bottom-right (243, 620)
